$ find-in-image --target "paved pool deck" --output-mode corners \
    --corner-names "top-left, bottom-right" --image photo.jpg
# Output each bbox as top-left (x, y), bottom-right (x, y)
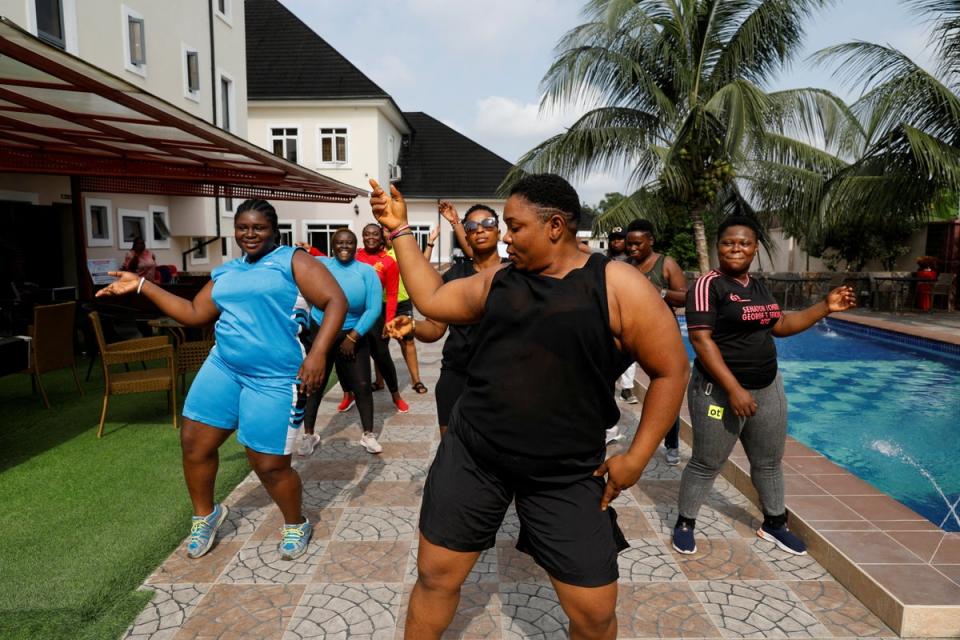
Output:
top-left (123, 338), bottom-right (901, 640)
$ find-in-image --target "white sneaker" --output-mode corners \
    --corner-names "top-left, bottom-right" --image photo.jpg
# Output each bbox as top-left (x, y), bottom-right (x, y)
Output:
top-left (360, 431), bottom-right (383, 454)
top-left (297, 432), bottom-right (320, 456)
top-left (665, 447), bottom-right (680, 466)
top-left (605, 426), bottom-right (622, 445)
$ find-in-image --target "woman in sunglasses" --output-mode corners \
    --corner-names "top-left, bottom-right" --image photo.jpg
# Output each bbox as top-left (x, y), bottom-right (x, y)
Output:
top-left (387, 203), bottom-right (507, 435)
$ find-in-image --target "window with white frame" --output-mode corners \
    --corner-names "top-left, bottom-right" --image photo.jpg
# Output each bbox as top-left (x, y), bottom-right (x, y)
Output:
top-left (190, 237), bottom-right (209, 264)
top-left (221, 237), bottom-right (231, 259)
top-left (222, 196), bottom-right (234, 214)
top-left (318, 127), bottom-right (348, 165)
top-left (409, 224), bottom-right (432, 252)
top-left (270, 127), bottom-right (299, 163)
top-left (122, 6), bottom-right (147, 76)
top-left (277, 221), bottom-right (294, 247)
top-left (85, 198), bottom-right (113, 247)
top-left (215, 0), bottom-right (232, 25)
top-left (305, 222), bottom-right (349, 255)
top-left (218, 72), bottom-right (235, 132)
top-left (35, 0), bottom-right (65, 48)
top-left (183, 46), bottom-right (200, 99)
top-left (149, 205), bottom-right (170, 249)
top-left (117, 209), bottom-right (148, 250)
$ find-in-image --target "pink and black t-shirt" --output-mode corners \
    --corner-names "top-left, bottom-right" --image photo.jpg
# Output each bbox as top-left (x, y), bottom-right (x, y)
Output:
top-left (685, 270), bottom-right (783, 389)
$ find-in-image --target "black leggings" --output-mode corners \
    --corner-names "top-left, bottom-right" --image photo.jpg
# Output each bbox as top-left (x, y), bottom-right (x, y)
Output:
top-left (366, 306), bottom-right (399, 393)
top-left (303, 328), bottom-right (374, 432)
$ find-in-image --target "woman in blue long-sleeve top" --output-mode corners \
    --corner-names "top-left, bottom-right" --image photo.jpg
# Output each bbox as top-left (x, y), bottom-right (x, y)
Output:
top-left (299, 228), bottom-right (384, 455)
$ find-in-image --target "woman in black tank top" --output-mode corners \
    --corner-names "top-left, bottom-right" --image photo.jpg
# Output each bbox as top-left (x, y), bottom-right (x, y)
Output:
top-left (370, 174), bottom-right (689, 640)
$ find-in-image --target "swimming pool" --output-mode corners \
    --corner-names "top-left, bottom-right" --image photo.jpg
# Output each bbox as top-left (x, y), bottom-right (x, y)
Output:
top-left (679, 318), bottom-right (960, 532)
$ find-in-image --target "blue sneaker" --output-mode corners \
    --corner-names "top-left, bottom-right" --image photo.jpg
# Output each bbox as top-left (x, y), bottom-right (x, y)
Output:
top-left (758, 523), bottom-right (807, 555)
top-left (672, 523), bottom-right (697, 554)
top-left (186, 504), bottom-right (229, 559)
top-left (279, 518), bottom-right (313, 560)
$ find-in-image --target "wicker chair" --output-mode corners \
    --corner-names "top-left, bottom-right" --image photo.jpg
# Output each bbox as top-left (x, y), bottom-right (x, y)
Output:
top-left (88, 311), bottom-right (177, 438)
top-left (23, 301), bottom-right (82, 408)
top-left (931, 272), bottom-right (956, 310)
top-left (176, 339), bottom-right (214, 395)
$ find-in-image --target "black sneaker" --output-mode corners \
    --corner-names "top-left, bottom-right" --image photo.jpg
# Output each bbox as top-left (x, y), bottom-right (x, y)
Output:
top-left (672, 523), bottom-right (697, 554)
top-left (758, 523), bottom-right (807, 555)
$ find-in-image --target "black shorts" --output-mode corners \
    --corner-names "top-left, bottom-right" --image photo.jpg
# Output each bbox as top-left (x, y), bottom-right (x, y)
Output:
top-left (435, 368), bottom-right (467, 427)
top-left (419, 412), bottom-right (628, 587)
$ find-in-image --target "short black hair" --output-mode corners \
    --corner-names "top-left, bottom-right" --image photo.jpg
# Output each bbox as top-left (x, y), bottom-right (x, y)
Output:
top-left (717, 215), bottom-right (761, 241)
top-left (363, 222), bottom-right (384, 236)
top-left (626, 219), bottom-right (655, 235)
top-left (508, 173), bottom-right (580, 230)
top-left (465, 204), bottom-right (499, 224)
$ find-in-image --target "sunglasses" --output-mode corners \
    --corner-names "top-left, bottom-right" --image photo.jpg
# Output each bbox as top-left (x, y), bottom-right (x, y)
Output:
top-left (463, 217), bottom-right (498, 233)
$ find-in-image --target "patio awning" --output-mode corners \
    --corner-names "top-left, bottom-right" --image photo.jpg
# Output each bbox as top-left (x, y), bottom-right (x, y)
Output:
top-left (0, 18), bottom-right (365, 203)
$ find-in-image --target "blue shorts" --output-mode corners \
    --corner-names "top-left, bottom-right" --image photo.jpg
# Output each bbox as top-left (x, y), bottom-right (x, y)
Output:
top-left (182, 353), bottom-right (305, 455)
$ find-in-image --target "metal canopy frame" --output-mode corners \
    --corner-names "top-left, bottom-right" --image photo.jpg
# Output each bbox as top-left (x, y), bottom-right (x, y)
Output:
top-left (0, 18), bottom-right (365, 203)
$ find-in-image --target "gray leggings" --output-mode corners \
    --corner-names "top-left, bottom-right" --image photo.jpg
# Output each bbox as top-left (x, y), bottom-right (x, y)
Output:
top-left (678, 368), bottom-right (787, 522)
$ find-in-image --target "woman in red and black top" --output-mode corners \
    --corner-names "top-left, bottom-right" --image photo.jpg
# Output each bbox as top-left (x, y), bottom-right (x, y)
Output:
top-left (673, 216), bottom-right (856, 557)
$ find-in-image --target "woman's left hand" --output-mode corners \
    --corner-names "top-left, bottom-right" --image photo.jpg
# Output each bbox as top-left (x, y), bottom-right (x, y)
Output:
top-left (825, 286), bottom-right (857, 313)
top-left (298, 351), bottom-right (326, 396)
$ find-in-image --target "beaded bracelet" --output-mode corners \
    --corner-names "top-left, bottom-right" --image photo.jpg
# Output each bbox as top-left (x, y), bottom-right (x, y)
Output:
top-left (388, 224), bottom-right (411, 240)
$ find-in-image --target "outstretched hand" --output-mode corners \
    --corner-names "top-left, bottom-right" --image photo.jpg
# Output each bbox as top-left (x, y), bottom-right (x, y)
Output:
top-left (825, 286), bottom-right (857, 313)
top-left (369, 178), bottom-right (408, 232)
top-left (95, 271), bottom-right (140, 297)
top-left (385, 316), bottom-right (414, 339)
top-left (593, 453), bottom-right (646, 511)
top-left (438, 201), bottom-right (460, 225)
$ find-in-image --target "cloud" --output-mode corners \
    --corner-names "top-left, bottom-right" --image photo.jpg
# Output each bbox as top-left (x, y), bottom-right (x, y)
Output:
top-left (473, 96), bottom-right (576, 139)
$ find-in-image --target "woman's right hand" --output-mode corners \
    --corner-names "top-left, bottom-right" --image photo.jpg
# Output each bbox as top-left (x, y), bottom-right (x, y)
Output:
top-left (95, 271), bottom-right (140, 297)
top-left (438, 201), bottom-right (460, 226)
top-left (369, 178), bottom-right (408, 232)
top-left (728, 386), bottom-right (758, 417)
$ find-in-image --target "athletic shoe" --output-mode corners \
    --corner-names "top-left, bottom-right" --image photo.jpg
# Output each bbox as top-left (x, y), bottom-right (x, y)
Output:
top-left (279, 518), bottom-right (313, 560)
top-left (620, 388), bottom-right (638, 404)
top-left (672, 522), bottom-right (697, 554)
top-left (393, 397), bottom-right (409, 413)
top-left (360, 431), bottom-right (383, 454)
top-left (758, 523), bottom-right (807, 555)
top-left (186, 504), bottom-right (229, 559)
top-left (665, 447), bottom-right (680, 466)
top-left (337, 392), bottom-right (355, 412)
top-left (297, 432), bottom-right (321, 456)
top-left (605, 426), bottom-right (622, 445)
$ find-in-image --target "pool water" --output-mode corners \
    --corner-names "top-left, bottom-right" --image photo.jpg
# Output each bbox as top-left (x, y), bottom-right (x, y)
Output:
top-left (679, 319), bottom-right (960, 532)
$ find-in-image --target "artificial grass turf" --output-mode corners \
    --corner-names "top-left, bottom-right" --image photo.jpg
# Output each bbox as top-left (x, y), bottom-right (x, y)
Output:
top-left (0, 362), bottom-right (254, 639)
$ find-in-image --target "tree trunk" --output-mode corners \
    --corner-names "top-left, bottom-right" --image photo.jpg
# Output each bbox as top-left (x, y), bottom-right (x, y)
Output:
top-left (690, 206), bottom-right (711, 275)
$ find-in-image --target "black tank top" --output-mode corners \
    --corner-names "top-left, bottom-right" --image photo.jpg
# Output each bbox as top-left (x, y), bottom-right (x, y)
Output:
top-left (456, 252), bottom-right (624, 458)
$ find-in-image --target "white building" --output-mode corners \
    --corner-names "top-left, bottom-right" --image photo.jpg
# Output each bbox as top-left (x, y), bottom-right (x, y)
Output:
top-left (244, 0), bottom-right (513, 263)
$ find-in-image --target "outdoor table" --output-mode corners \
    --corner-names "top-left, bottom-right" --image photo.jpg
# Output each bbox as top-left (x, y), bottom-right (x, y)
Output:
top-left (762, 275), bottom-right (825, 309)
top-left (871, 276), bottom-right (924, 312)
top-left (148, 317), bottom-right (187, 346)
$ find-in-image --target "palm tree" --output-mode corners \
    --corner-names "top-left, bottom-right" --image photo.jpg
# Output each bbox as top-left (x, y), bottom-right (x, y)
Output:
top-left (501, 0), bottom-right (848, 273)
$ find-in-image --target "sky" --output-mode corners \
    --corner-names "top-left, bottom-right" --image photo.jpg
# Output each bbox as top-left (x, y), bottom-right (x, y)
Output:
top-left (280, 0), bottom-right (937, 205)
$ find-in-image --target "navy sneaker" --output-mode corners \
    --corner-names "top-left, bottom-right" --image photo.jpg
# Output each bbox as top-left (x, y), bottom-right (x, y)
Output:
top-left (758, 523), bottom-right (807, 555)
top-left (672, 523), bottom-right (697, 554)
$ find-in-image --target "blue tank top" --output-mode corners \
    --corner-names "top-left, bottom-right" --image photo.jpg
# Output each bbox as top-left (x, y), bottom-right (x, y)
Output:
top-left (210, 245), bottom-right (310, 377)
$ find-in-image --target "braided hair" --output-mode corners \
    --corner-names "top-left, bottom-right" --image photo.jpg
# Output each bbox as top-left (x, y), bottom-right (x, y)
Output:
top-left (235, 199), bottom-right (279, 242)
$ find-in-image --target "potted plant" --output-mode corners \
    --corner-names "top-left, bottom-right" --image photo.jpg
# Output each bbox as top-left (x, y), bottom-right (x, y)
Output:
top-left (915, 256), bottom-right (939, 311)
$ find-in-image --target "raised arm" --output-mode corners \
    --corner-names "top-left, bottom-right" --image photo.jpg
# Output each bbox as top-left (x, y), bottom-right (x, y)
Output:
top-left (596, 261), bottom-right (689, 509)
top-left (772, 286), bottom-right (856, 337)
top-left (439, 201), bottom-right (472, 259)
top-left (292, 250), bottom-right (347, 394)
top-left (663, 257), bottom-right (688, 308)
top-left (371, 179), bottom-right (500, 324)
top-left (423, 225), bottom-right (440, 261)
top-left (96, 271), bottom-right (219, 327)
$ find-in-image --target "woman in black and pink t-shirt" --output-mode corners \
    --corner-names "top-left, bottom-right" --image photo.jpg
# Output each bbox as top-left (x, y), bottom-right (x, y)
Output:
top-left (672, 217), bottom-right (856, 557)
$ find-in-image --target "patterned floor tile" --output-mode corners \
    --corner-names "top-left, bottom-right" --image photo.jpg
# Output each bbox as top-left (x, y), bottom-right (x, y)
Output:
top-left (748, 539), bottom-right (832, 581)
top-left (363, 459), bottom-right (431, 482)
top-left (496, 506), bottom-right (522, 541)
top-left (298, 460), bottom-right (367, 481)
top-left (377, 424), bottom-right (440, 443)
top-left (670, 538), bottom-right (778, 581)
top-left (174, 583), bottom-right (304, 639)
top-left (615, 506), bottom-right (657, 538)
top-left (499, 582), bottom-right (569, 639)
top-left (250, 507), bottom-right (343, 543)
top-left (123, 584), bottom-right (209, 640)
top-left (617, 537), bottom-right (684, 582)
top-left (314, 540), bottom-right (410, 583)
top-left (496, 540), bottom-right (550, 584)
top-left (334, 507), bottom-right (420, 541)
top-left (788, 581), bottom-right (895, 637)
top-left (383, 413), bottom-right (437, 427)
top-left (395, 582), bottom-right (502, 639)
top-left (282, 582), bottom-right (402, 639)
top-left (690, 580), bottom-right (831, 638)
top-left (347, 480), bottom-right (423, 507)
top-left (301, 480), bottom-right (356, 508)
top-left (311, 439), bottom-right (375, 461)
top-left (219, 539), bottom-right (327, 584)
top-left (146, 541), bottom-right (243, 585)
top-left (377, 441), bottom-right (433, 459)
top-left (616, 582), bottom-right (721, 638)
top-left (218, 485), bottom-right (276, 542)
top-left (641, 503), bottom-right (740, 539)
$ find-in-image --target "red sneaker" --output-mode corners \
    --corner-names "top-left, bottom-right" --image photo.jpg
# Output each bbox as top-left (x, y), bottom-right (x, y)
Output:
top-left (393, 396), bottom-right (409, 413)
top-left (337, 392), bottom-right (355, 413)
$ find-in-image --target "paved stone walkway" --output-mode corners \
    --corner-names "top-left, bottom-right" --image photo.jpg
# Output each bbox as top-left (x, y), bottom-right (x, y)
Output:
top-left (124, 339), bottom-right (895, 639)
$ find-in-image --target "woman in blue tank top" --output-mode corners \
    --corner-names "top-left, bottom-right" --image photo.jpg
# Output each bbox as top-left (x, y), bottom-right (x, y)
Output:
top-left (97, 199), bottom-right (347, 563)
